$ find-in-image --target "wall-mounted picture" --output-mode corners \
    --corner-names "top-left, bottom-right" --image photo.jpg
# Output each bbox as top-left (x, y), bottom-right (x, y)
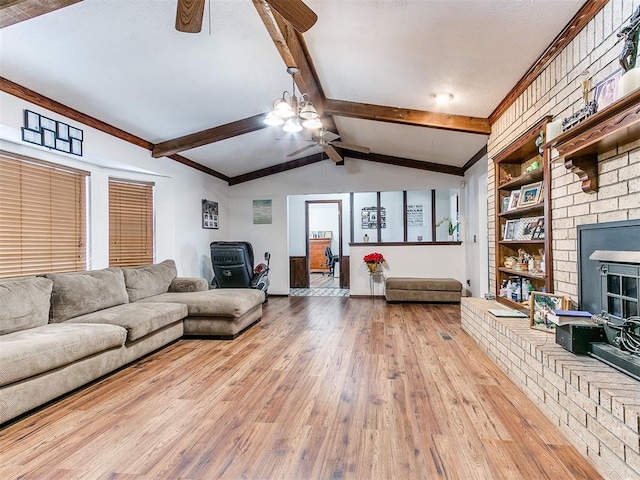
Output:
top-left (530, 292), bottom-right (569, 332)
top-left (253, 199), bottom-right (272, 224)
top-left (507, 190), bottom-right (521, 211)
top-left (504, 219), bottom-right (519, 240)
top-left (517, 181), bottom-right (543, 208)
top-left (202, 199), bottom-right (219, 229)
top-left (594, 69), bottom-right (622, 111)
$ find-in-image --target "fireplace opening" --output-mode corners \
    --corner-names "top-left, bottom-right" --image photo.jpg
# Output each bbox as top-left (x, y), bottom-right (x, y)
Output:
top-left (577, 220), bottom-right (640, 380)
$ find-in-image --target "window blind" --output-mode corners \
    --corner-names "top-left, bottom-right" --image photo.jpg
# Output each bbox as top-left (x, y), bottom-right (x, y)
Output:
top-left (109, 178), bottom-right (154, 267)
top-left (0, 151), bottom-right (89, 278)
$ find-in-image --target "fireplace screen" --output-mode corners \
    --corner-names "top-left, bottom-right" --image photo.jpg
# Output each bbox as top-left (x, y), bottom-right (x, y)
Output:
top-left (601, 262), bottom-right (639, 321)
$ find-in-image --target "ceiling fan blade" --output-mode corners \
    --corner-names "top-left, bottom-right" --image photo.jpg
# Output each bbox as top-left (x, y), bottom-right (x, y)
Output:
top-left (287, 144), bottom-right (316, 157)
top-left (175, 0), bottom-right (205, 33)
top-left (332, 141), bottom-right (370, 154)
top-left (324, 145), bottom-right (343, 164)
top-left (265, 0), bottom-right (317, 32)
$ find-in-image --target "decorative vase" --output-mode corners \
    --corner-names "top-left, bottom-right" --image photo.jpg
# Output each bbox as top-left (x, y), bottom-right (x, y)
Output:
top-left (366, 263), bottom-right (378, 274)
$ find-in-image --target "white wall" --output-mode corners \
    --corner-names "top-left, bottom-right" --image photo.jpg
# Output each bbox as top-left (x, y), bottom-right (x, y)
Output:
top-left (0, 92), bottom-right (229, 280)
top-left (349, 244), bottom-right (466, 296)
top-left (229, 158), bottom-right (465, 294)
top-left (463, 156), bottom-right (489, 297)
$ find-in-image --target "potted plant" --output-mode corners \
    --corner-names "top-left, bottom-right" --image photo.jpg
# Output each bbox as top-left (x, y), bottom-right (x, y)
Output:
top-left (436, 217), bottom-right (459, 240)
top-left (363, 252), bottom-right (385, 274)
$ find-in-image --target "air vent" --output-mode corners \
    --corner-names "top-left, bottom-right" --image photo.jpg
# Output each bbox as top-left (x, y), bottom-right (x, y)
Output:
top-left (439, 332), bottom-right (453, 341)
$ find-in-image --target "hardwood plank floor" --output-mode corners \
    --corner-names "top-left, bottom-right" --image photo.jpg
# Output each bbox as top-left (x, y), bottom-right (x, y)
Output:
top-left (0, 297), bottom-right (603, 479)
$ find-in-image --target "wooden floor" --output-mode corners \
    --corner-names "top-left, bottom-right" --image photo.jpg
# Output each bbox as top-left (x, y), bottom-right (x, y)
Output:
top-left (0, 297), bottom-right (603, 480)
top-left (309, 272), bottom-right (339, 288)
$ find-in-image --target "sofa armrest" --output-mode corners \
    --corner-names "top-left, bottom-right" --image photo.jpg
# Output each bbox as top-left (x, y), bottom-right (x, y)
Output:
top-left (168, 277), bottom-right (209, 293)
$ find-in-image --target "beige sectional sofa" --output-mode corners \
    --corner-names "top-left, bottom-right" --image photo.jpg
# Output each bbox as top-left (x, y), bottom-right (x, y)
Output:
top-left (0, 260), bottom-right (264, 425)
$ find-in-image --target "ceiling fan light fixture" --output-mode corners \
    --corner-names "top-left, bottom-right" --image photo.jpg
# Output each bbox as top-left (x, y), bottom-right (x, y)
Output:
top-left (283, 117), bottom-right (303, 133)
top-left (301, 117), bottom-right (323, 129)
top-left (272, 97), bottom-right (295, 119)
top-left (263, 111), bottom-right (284, 126)
top-left (432, 92), bottom-right (454, 104)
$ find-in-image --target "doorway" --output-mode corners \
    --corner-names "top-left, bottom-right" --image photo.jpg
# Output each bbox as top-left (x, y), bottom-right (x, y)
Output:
top-left (306, 200), bottom-right (342, 290)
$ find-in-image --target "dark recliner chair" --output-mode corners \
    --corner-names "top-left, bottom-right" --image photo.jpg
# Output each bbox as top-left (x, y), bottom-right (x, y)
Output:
top-left (210, 241), bottom-right (270, 296)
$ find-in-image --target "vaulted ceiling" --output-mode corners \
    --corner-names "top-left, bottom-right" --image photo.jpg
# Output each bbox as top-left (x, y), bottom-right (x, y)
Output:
top-left (0, 0), bottom-right (595, 184)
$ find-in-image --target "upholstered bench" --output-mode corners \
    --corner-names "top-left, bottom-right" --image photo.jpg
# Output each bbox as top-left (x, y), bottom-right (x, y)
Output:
top-left (385, 277), bottom-right (462, 303)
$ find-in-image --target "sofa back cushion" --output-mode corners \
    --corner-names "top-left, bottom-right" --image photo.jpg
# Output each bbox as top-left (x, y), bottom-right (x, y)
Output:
top-left (0, 277), bottom-right (53, 335)
top-left (46, 268), bottom-right (129, 323)
top-left (122, 259), bottom-right (177, 302)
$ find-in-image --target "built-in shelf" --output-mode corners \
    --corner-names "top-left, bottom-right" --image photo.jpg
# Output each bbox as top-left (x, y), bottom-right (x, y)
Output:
top-left (499, 204), bottom-right (544, 218)
top-left (545, 88), bottom-right (640, 193)
top-left (498, 167), bottom-right (544, 190)
top-left (498, 267), bottom-right (545, 280)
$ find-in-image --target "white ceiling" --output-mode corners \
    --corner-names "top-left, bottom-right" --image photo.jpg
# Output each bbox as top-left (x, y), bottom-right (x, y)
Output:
top-left (0, 0), bottom-right (587, 180)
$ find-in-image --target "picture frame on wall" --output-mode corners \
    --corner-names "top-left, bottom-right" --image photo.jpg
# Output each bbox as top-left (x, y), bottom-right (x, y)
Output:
top-left (530, 292), bottom-right (570, 332)
top-left (24, 110), bottom-right (40, 131)
top-left (517, 182), bottom-right (543, 208)
top-left (202, 199), bottom-right (219, 229)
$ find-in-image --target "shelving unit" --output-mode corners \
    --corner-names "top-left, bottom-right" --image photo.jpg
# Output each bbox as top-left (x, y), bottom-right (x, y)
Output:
top-left (544, 88), bottom-right (640, 193)
top-left (494, 116), bottom-right (553, 311)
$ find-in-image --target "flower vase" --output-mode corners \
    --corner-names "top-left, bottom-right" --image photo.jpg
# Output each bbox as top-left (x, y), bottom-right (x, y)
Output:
top-left (366, 263), bottom-right (378, 274)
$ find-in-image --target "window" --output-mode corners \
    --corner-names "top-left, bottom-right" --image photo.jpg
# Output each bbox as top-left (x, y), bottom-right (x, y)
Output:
top-left (0, 151), bottom-right (89, 278)
top-left (109, 178), bottom-right (154, 267)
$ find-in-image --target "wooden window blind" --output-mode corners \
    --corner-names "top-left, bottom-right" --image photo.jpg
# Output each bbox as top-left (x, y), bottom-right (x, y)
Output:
top-left (109, 178), bottom-right (154, 267)
top-left (0, 151), bottom-right (89, 278)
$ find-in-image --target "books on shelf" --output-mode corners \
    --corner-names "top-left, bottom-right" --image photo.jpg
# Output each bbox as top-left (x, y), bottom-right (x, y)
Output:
top-left (547, 310), bottom-right (595, 326)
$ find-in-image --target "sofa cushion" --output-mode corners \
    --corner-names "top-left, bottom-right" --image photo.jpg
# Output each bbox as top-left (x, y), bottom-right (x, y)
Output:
top-left (385, 277), bottom-right (462, 292)
top-left (0, 277), bottom-right (53, 335)
top-left (0, 323), bottom-right (127, 387)
top-left (66, 302), bottom-right (188, 342)
top-left (138, 289), bottom-right (264, 318)
top-left (122, 259), bottom-right (177, 302)
top-left (46, 268), bottom-right (129, 323)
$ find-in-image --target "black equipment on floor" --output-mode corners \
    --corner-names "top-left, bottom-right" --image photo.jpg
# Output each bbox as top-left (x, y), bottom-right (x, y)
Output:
top-left (210, 241), bottom-right (270, 295)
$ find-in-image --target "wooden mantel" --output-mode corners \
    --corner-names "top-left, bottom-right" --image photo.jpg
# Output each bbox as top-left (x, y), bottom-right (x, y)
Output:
top-left (545, 88), bottom-right (640, 194)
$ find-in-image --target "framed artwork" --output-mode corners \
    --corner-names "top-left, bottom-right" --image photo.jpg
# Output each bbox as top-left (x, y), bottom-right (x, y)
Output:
top-left (57, 122), bottom-right (70, 141)
top-left (504, 219), bottom-right (519, 240)
top-left (517, 182), bottom-right (543, 208)
top-left (41, 117), bottom-right (56, 132)
top-left (24, 110), bottom-right (40, 131)
top-left (202, 199), bottom-right (219, 229)
top-left (253, 199), bottom-right (272, 224)
top-left (507, 190), bottom-right (521, 211)
top-left (531, 217), bottom-right (545, 239)
top-left (43, 129), bottom-right (56, 148)
top-left (21, 128), bottom-right (42, 145)
top-left (594, 69), bottom-right (622, 111)
top-left (530, 292), bottom-right (569, 332)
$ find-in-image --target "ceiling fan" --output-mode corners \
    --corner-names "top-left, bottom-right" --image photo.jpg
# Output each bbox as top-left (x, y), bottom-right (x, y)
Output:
top-left (175, 0), bottom-right (318, 33)
top-left (287, 128), bottom-right (370, 163)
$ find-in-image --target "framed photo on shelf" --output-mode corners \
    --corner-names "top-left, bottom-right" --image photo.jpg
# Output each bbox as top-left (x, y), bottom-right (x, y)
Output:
top-left (517, 216), bottom-right (542, 240)
top-left (594, 69), bottom-right (622, 111)
top-left (531, 217), bottom-right (545, 239)
top-left (530, 292), bottom-right (570, 332)
top-left (504, 219), bottom-right (519, 240)
top-left (507, 190), bottom-right (521, 211)
top-left (517, 182), bottom-right (543, 208)
top-left (501, 196), bottom-right (510, 213)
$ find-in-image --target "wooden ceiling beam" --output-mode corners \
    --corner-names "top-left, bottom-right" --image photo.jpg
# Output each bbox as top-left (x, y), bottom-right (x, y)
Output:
top-left (168, 153), bottom-right (229, 182)
top-left (252, 0), bottom-right (337, 133)
top-left (324, 99), bottom-right (491, 136)
top-left (151, 114), bottom-right (267, 158)
top-left (228, 152), bottom-right (325, 185)
top-left (0, 0), bottom-right (82, 28)
top-left (347, 150), bottom-right (464, 177)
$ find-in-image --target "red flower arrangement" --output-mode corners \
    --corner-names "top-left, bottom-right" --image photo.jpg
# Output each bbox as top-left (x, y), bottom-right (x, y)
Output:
top-left (363, 252), bottom-right (385, 265)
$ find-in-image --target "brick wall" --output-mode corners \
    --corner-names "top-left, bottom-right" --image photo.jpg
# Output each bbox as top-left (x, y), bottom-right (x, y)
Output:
top-left (488, 0), bottom-right (640, 301)
top-left (461, 297), bottom-right (640, 480)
